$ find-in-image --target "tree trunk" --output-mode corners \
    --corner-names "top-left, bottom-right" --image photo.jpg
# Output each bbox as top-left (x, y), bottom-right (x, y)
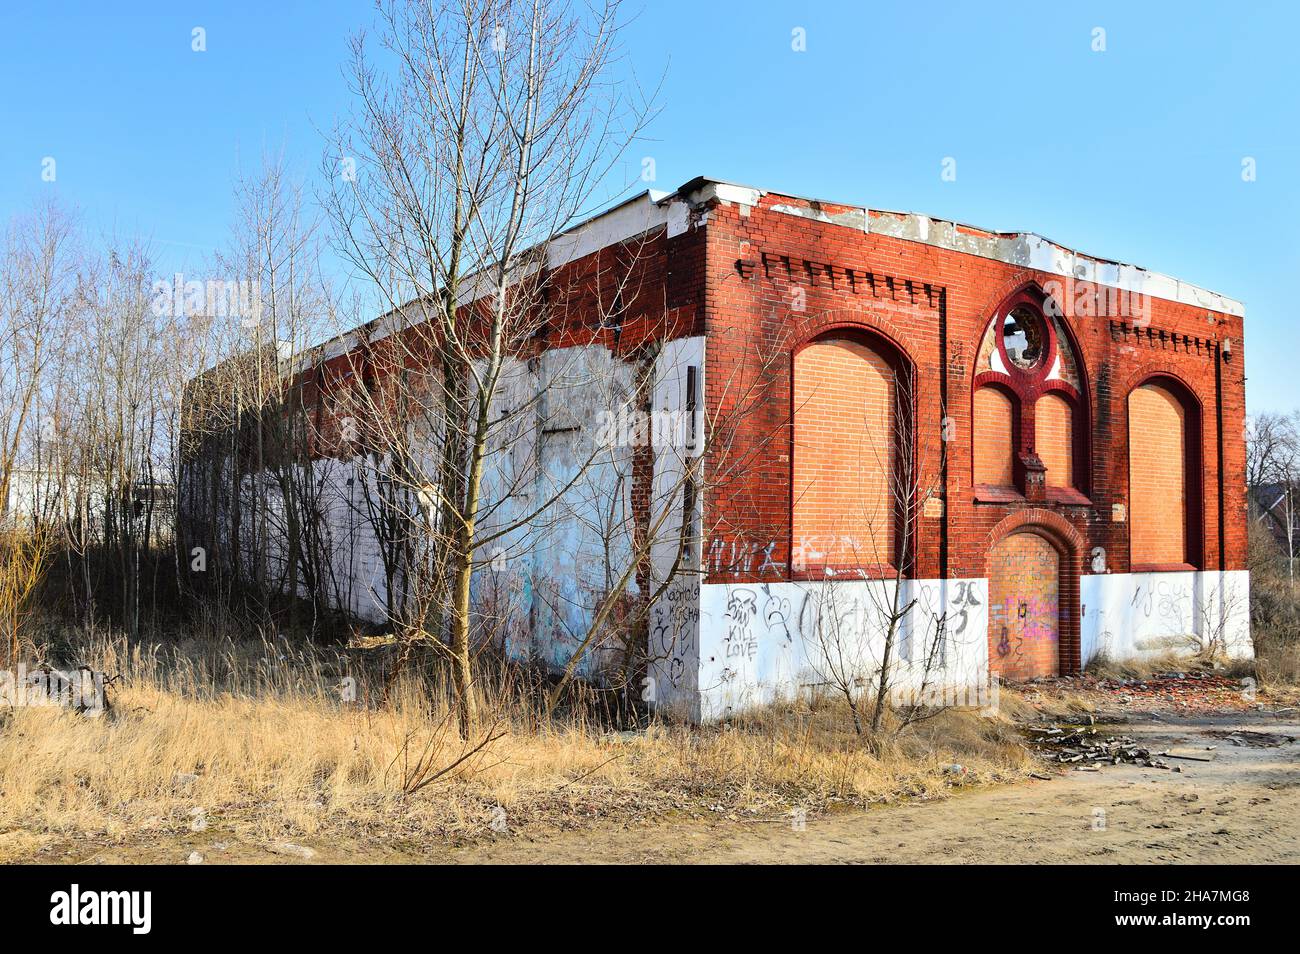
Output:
top-left (448, 531), bottom-right (478, 737)
top-left (870, 617), bottom-right (897, 734)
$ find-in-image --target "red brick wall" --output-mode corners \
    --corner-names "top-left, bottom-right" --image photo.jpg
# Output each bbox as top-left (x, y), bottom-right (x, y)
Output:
top-left (973, 385), bottom-right (1015, 486)
top-left (792, 337), bottom-right (894, 568)
top-left (1128, 382), bottom-right (1188, 565)
top-left (698, 187), bottom-right (1247, 597)
top-left (988, 530), bottom-right (1060, 679)
top-left (287, 219), bottom-right (706, 462)
top-left (1035, 391), bottom-right (1074, 489)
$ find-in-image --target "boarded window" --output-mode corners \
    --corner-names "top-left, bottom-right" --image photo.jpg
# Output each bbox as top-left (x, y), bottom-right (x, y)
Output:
top-left (793, 338), bottom-right (895, 569)
top-left (1128, 383), bottom-right (1187, 565)
top-left (973, 386), bottom-right (1015, 486)
top-left (1035, 392), bottom-right (1074, 489)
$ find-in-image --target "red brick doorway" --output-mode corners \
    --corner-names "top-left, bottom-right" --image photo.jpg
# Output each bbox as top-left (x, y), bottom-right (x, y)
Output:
top-left (988, 530), bottom-right (1061, 680)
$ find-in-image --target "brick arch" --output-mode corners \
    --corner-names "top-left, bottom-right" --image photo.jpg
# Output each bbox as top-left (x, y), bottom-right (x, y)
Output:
top-left (791, 311), bottom-right (916, 371)
top-left (985, 508), bottom-right (1086, 562)
top-left (985, 509), bottom-right (1085, 674)
top-left (965, 271), bottom-right (1042, 360)
top-left (1116, 364), bottom-right (1207, 412)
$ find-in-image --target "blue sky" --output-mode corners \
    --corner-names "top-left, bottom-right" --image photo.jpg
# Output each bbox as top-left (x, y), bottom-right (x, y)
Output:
top-left (2, 1), bottom-right (1296, 411)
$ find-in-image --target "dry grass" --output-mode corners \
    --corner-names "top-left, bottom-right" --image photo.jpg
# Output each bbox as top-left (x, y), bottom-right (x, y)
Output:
top-left (1253, 643), bottom-right (1300, 707)
top-left (1257, 642), bottom-right (1300, 685)
top-left (0, 627), bottom-right (1034, 858)
top-left (1085, 641), bottom-right (1300, 702)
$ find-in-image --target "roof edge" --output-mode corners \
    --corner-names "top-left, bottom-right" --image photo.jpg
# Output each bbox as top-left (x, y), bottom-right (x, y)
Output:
top-left (676, 176), bottom-right (1244, 318)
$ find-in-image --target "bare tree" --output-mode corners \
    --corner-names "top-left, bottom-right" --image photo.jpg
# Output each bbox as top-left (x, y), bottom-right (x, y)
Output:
top-left (321, 0), bottom-right (653, 733)
top-left (794, 364), bottom-right (953, 735)
top-left (0, 201), bottom-right (79, 662)
top-left (1248, 411), bottom-right (1300, 578)
top-left (0, 201), bottom-right (77, 528)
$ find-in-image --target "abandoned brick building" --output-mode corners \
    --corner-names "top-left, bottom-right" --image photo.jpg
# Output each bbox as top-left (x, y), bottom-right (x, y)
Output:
top-left (185, 176), bottom-right (1252, 721)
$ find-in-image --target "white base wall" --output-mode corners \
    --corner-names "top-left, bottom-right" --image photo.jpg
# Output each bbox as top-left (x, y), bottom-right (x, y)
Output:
top-left (1080, 570), bottom-right (1253, 664)
top-left (652, 577), bottom-right (992, 723)
top-left (654, 569), bottom-right (1253, 722)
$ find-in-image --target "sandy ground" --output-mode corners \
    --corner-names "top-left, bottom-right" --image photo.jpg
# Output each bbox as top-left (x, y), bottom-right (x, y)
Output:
top-left (437, 710), bottom-right (1300, 864)
top-left (12, 708), bottom-right (1295, 865)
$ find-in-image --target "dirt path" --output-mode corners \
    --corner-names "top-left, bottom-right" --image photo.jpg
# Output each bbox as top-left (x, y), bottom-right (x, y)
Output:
top-left (435, 710), bottom-right (1300, 865)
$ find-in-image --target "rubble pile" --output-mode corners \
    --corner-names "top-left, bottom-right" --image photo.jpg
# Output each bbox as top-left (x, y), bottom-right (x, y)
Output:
top-left (1024, 669), bottom-right (1254, 713)
top-left (1028, 725), bottom-right (1177, 770)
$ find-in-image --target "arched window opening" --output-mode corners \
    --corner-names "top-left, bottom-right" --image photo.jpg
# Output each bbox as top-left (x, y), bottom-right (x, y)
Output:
top-left (973, 285), bottom-right (1089, 502)
top-left (792, 335), bottom-right (903, 573)
top-left (1003, 306), bottom-right (1046, 372)
top-left (1128, 380), bottom-right (1201, 568)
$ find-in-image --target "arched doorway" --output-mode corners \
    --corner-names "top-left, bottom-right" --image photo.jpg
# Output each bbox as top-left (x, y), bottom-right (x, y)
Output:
top-left (988, 530), bottom-right (1062, 679)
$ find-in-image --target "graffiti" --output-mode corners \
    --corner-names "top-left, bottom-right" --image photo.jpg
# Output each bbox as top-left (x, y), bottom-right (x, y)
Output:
top-left (707, 538), bottom-right (786, 578)
top-left (1131, 579), bottom-right (1191, 624)
top-left (706, 535), bottom-right (891, 578)
top-left (950, 580), bottom-right (981, 636)
top-left (723, 588), bottom-right (760, 660)
top-left (797, 585), bottom-right (881, 659)
top-left (790, 537), bottom-right (823, 573)
top-left (762, 585), bottom-right (794, 641)
top-left (995, 624), bottom-right (1022, 661)
top-left (756, 541), bottom-right (786, 577)
top-left (650, 576), bottom-right (699, 687)
top-left (1000, 596), bottom-right (1057, 642)
top-left (706, 537), bottom-right (760, 578)
top-left (791, 534), bottom-right (880, 573)
top-left (910, 582), bottom-right (946, 666)
top-left (695, 578), bottom-right (991, 718)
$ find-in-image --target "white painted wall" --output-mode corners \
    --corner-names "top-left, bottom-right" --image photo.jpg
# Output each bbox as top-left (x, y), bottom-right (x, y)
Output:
top-left (476, 345), bottom-right (639, 676)
top-left (648, 568), bottom-right (1253, 721)
top-left (644, 336), bottom-right (705, 714)
top-left (1081, 570), bottom-right (1253, 664)
top-left (226, 455), bottom-right (394, 623)
top-left (686, 577), bottom-right (991, 722)
top-left (194, 336), bottom-right (709, 691)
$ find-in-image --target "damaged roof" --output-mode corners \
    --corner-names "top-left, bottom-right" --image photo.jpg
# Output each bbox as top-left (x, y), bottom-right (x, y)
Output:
top-left (660, 176), bottom-right (1245, 318)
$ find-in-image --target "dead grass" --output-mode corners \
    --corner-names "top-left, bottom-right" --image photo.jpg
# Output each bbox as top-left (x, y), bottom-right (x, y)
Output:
top-left (1254, 643), bottom-right (1300, 704)
top-left (1084, 650), bottom-right (1215, 682)
top-left (1085, 644), bottom-right (1300, 703)
top-left (996, 685), bottom-right (1101, 724)
top-left (0, 628), bottom-right (1034, 858)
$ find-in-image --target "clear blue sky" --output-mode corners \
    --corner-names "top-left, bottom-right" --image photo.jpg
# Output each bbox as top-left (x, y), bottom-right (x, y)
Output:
top-left (2, 1), bottom-right (1296, 412)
